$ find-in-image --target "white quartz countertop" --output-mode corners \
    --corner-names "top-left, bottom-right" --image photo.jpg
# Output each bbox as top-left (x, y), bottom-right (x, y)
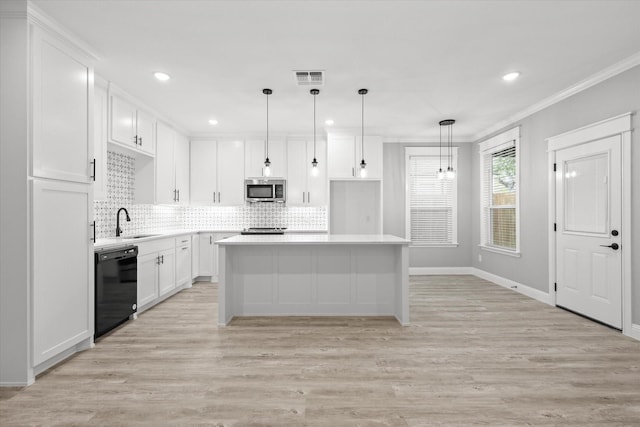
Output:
top-left (94, 229), bottom-right (329, 250)
top-left (217, 234), bottom-right (410, 245)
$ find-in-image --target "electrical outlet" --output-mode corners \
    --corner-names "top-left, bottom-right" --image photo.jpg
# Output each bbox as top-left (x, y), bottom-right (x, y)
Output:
top-left (478, 254), bottom-right (482, 263)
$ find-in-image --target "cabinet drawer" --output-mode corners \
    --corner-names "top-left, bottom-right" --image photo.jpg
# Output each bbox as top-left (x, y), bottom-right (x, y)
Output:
top-left (136, 237), bottom-right (174, 256)
top-left (175, 236), bottom-right (192, 248)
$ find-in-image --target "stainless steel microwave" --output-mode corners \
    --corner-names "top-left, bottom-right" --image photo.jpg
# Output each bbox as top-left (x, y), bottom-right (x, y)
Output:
top-left (245, 178), bottom-right (286, 203)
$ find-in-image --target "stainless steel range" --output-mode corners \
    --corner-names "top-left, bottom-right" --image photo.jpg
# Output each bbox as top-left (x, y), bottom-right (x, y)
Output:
top-left (240, 227), bottom-right (287, 235)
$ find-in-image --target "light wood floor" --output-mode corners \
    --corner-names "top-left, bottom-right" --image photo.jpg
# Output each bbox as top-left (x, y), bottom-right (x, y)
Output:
top-left (2, 276), bottom-right (639, 426)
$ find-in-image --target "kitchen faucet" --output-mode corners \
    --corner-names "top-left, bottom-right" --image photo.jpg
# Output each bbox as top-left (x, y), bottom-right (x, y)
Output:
top-left (116, 207), bottom-right (131, 237)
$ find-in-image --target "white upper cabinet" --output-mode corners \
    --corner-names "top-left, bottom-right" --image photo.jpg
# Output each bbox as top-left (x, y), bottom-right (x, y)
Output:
top-left (245, 139), bottom-right (286, 178)
top-left (156, 121), bottom-right (189, 205)
top-left (108, 86), bottom-right (155, 156)
top-left (327, 135), bottom-right (383, 179)
top-left (191, 140), bottom-right (245, 206)
top-left (174, 132), bottom-right (190, 205)
top-left (287, 139), bottom-right (326, 206)
top-left (31, 26), bottom-right (92, 183)
top-left (93, 80), bottom-right (108, 200)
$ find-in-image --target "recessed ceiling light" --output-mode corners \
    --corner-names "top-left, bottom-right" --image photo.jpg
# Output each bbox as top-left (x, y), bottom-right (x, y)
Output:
top-left (208, 119), bottom-right (218, 126)
top-left (325, 119), bottom-right (334, 126)
top-left (154, 72), bottom-right (171, 81)
top-left (502, 71), bottom-right (520, 81)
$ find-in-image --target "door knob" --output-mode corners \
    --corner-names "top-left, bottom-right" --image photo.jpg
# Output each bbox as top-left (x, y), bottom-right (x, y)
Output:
top-left (600, 243), bottom-right (619, 250)
top-left (611, 230), bottom-right (619, 236)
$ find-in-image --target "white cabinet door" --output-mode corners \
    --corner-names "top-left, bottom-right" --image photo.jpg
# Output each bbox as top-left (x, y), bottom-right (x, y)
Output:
top-left (328, 136), bottom-right (356, 178)
top-left (355, 135), bottom-right (383, 179)
top-left (191, 234), bottom-right (200, 279)
top-left (286, 140), bottom-right (308, 206)
top-left (137, 252), bottom-right (159, 307)
top-left (245, 139), bottom-right (286, 178)
top-left (32, 27), bottom-right (91, 183)
top-left (155, 121), bottom-right (176, 204)
top-left (174, 132), bottom-right (190, 205)
top-left (136, 109), bottom-right (155, 156)
top-left (307, 139), bottom-right (327, 206)
top-left (212, 233), bottom-right (237, 280)
top-left (176, 244), bottom-right (191, 287)
top-left (190, 140), bottom-right (218, 205)
top-left (32, 179), bottom-right (92, 365)
top-left (217, 140), bottom-right (245, 206)
top-left (158, 248), bottom-right (176, 296)
top-left (109, 92), bottom-right (136, 147)
top-left (93, 83), bottom-right (108, 200)
top-left (199, 233), bottom-right (214, 276)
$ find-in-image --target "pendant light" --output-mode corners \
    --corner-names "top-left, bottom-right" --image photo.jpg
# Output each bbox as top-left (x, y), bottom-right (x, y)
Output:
top-left (310, 89), bottom-right (319, 176)
top-left (358, 88), bottom-right (368, 178)
top-left (263, 88), bottom-right (272, 177)
top-left (437, 119), bottom-right (456, 180)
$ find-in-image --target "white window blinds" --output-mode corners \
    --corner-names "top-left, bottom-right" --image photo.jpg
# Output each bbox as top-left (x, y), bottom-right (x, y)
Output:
top-left (480, 128), bottom-right (519, 253)
top-left (406, 148), bottom-right (457, 246)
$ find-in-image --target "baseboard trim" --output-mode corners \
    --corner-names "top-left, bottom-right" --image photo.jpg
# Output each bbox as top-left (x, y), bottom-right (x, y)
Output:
top-left (33, 337), bottom-right (93, 377)
top-left (410, 267), bottom-right (475, 275)
top-left (625, 324), bottom-right (640, 341)
top-left (471, 268), bottom-right (553, 306)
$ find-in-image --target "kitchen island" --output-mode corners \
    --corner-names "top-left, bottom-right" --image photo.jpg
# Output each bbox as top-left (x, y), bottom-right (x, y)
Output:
top-left (217, 234), bottom-right (410, 326)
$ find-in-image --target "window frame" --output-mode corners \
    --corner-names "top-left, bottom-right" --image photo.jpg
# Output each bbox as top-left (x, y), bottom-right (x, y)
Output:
top-left (405, 147), bottom-right (458, 248)
top-left (479, 127), bottom-right (521, 256)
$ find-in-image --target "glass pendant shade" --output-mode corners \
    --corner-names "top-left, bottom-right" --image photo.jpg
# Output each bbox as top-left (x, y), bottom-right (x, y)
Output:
top-left (311, 157), bottom-right (319, 176)
top-left (437, 119), bottom-right (456, 180)
top-left (358, 88), bottom-right (368, 178)
top-left (310, 89), bottom-right (320, 175)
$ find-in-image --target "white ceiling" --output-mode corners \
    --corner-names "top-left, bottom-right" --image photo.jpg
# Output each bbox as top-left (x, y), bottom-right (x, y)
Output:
top-left (33, 0), bottom-right (640, 141)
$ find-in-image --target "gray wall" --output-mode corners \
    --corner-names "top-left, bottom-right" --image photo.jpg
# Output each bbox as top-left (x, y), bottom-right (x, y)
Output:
top-left (471, 65), bottom-right (640, 323)
top-left (383, 142), bottom-right (472, 268)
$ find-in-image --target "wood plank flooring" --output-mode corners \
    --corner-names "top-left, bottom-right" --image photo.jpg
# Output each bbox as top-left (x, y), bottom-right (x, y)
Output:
top-left (1, 275), bottom-right (639, 426)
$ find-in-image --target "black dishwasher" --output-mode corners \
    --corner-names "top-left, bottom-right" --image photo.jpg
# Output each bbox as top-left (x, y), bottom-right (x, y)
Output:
top-left (94, 245), bottom-right (138, 339)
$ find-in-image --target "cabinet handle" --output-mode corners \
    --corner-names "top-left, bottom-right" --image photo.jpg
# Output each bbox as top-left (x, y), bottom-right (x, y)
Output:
top-left (303, 192), bottom-right (305, 203)
top-left (218, 192), bottom-right (221, 203)
top-left (134, 135), bottom-right (138, 145)
top-left (90, 221), bottom-right (96, 242)
top-left (307, 192), bottom-right (310, 204)
top-left (90, 159), bottom-right (96, 181)
top-left (182, 247), bottom-right (189, 251)
top-left (352, 167), bottom-right (355, 177)
top-left (138, 136), bottom-right (143, 146)
top-left (177, 189), bottom-right (180, 202)
top-left (156, 256), bottom-right (160, 265)
top-left (210, 236), bottom-right (212, 245)
top-left (173, 189), bottom-right (177, 202)
top-left (161, 255), bottom-right (164, 264)
top-left (213, 192), bottom-right (216, 203)
top-left (181, 239), bottom-right (189, 243)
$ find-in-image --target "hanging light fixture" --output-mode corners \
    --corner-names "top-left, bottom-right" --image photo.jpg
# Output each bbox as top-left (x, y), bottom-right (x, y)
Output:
top-left (310, 89), bottom-right (319, 176)
top-left (263, 88), bottom-right (272, 177)
top-left (437, 119), bottom-right (456, 180)
top-left (358, 88), bottom-right (368, 178)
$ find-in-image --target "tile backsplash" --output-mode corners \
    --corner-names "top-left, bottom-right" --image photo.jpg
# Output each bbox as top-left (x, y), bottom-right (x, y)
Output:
top-left (94, 151), bottom-right (327, 239)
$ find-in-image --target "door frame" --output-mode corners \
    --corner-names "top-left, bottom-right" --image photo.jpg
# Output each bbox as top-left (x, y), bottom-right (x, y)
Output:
top-left (546, 112), bottom-right (633, 337)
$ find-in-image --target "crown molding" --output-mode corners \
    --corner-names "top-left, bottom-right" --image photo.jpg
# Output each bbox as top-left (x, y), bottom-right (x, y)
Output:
top-left (474, 50), bottom-right (640, 142)
top-left (27, 1), bottom-right (99, 61)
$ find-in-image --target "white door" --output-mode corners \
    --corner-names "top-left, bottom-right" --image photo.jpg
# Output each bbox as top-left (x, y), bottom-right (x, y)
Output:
top-left (137, 252), bottom-right (159, 307)
top-left (136, 109), bottom-right (156, 156)
top-left (158, 248), bottom-right (176, 296)
top-left (155, 121), bottom-right (176, 204)
top-left (199, 233), bottom-right (214, 276)
top-left (555, 135), bottom-right (622, 329)
top-left (110, 93), bottom-right (136, 147)
top-left (307, 139), bottom-right (327, 206)
top-left (174, 132), bottom-right (190, 204)
top-left (328, 136), bottom-right (356, 178)
top-left (286, 140), bottom-right (308, 206)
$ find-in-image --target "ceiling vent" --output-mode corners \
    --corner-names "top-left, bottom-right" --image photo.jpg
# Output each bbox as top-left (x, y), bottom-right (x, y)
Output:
top-left (294, 70), bottom-right (324, 86)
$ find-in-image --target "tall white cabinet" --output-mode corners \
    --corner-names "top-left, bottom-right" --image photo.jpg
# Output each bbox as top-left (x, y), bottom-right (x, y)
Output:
top-left (245, 139), bottom-right (286, 178)
top-left (156, 121), bottom-right (190, 205)
top-left (287, 139), bottom-right (327, 206)
top-left (327, 134), bottom-right (383, 179)
top-left (0, 6), bottom-right (105, 384)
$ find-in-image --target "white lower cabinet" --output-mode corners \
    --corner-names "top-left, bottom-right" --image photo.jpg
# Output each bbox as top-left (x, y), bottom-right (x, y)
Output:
top-left (136, 238), bottom-right (177, 310)
top-left (191, 234), bottom-right (200, 279)
top-left (32, 179), bottom-right (93, 366)
top-left (199, 233), bottom-right (214, 277)
top-left (175, 236), bottom-right (191, 287)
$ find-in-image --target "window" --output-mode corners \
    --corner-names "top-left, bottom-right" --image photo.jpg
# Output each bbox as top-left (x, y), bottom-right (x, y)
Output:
top-left (405, 147), bottom-right (457, 246)
top-left (480, 127), bottom-right (520, 254)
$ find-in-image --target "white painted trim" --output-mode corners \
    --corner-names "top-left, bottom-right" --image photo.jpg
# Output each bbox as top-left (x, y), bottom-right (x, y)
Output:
top-left (27, 2), bottom-right (99, 61)
top-left (472, 268), bottom-right (553, 306)
top-left (479, 245), bottom-right (521, 258)
top-left (474, 52), bottom-right (640, 141)
top-left (33, 337), bottom-right (93, 377)
top-left (478, 126), bottom-right (520, 151)
top-left (626, 324), bottom-right (640, 341)
top-left (410, 267), bottom-right (474, 275)
top-left (546, 112), bottom-right (632, 151)
top-left (547, 114), bottom-right (633, 337)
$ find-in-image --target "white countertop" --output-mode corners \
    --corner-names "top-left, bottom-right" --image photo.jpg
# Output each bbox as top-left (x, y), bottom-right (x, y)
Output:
top-left (94, 229), bottom-right (329, 250)
top-left (217, 234), bottom-right (410, 245)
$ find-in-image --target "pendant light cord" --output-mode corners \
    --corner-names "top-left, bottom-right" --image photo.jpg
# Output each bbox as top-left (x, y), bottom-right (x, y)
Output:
top-left (439, 124), bottom-right (442, 171)
top-left (265, 92), bottom-right (269, 159)
top-left (313, 91), bottom-right (316, 158)
top-left (361, 92), bottom-right (365, 161)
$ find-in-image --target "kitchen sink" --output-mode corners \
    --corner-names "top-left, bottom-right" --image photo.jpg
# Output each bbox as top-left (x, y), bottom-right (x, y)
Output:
top-left (125, 234), bottom-right (161, 239)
